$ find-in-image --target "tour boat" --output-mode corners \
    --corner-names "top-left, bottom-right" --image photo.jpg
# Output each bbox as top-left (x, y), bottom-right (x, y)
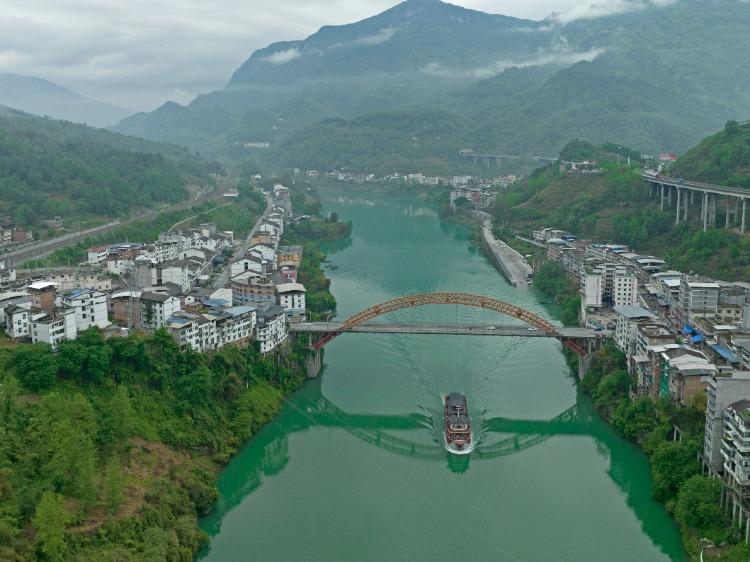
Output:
top-left (444, 393), bottom-right (471, 452)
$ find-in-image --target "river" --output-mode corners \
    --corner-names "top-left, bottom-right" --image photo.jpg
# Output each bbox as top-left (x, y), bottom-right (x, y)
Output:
top-left (198, 187), bottom-right (686, 561)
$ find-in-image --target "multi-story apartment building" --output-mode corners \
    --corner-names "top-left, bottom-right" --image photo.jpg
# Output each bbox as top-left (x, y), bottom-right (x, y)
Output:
top-left (678, 277), bottom-right (720, 324)
top-left (704, 372), bottom-right (750, 475)
top-left (62, 288), bottom-right (109, 330)
top-left (276, 283), bottom-right (306, 318)
top-left (139, 292), bottom-right (181, 331)
top-left (255, 305), bottom-right (288, 354)
top-left (613, 305), bottom-right (656, 359)
top-left (31, 308), bottom-right (77, 349)
top-left (231, 273), bottom-right (276, 306)
top-left (580, 262), bottom-right (638, 310)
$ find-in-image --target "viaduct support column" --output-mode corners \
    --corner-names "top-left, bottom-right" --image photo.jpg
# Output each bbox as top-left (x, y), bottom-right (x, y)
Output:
top-left (743, 199), bottom-right (747, 235)
top-left (660, 184), bottom-right (665, 211)
top-left (727, 197), bottom-right (732, 228)
top-left (703, 192), bottom-right (709, 231)
top-left (683, 189), bottom-right (689, 222)
top-left (709, 194), bottom-right (717, 228)
top-left (668, 185), bottom-right (672, 205)
top-left (675, 188), bottom-right (682, 224)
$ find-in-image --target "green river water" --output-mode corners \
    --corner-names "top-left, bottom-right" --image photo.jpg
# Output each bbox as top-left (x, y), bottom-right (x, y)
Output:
top-left (198, 188), bottom-right (686, 561)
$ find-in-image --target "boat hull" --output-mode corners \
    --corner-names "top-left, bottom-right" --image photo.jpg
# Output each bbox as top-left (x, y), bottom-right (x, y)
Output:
top-left (444, 393), bottom-right (471, 454)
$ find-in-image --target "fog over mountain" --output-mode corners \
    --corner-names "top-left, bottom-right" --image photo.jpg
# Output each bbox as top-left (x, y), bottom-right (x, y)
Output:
top-left (107, 0), bottom-right (750, 169)
top-left (0, 74), bottom-right (133, 128)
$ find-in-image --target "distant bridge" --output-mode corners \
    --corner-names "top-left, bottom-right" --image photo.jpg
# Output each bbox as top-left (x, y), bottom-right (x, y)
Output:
top-left (461, 153), bottom-right (559, 167)
top-left (642, 172), bottom-right (750, 233)
top-left (292, 292), bottom-right (600, 356)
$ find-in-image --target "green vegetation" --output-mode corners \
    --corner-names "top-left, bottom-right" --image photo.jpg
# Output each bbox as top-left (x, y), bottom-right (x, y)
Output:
top-left (492, 137), bottom-right (750, 280)
top-left (280, 182), bottom-right (352, 318)
top-left (25, 182), bottom-right (266, 269)
top-left (115, 0), bottom-right (750, 172)
top-left (537, 270), bottom-right (747, 558)
top-left (531, 261), bottom-right (580, 326)
top-left (0, 327), bottom-right (308, 561)
top-left (0, 111), bottom-right (222, 231)
top-left (671, 121), bottom-right (750, 187)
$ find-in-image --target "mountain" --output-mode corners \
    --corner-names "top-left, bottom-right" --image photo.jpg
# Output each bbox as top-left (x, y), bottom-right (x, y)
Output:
top-left (0, 110), bottom-right (221, 229)
top-left (0, 74), bottom-right (133, 128)
top-left (113, 0), bottom-right (750, 167)
top-left (113, 0), bottom-right (558, 150)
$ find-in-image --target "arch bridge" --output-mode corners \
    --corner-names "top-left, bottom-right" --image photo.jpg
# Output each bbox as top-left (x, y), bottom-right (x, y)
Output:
top-left (302, 292), bottom-right (595, 356)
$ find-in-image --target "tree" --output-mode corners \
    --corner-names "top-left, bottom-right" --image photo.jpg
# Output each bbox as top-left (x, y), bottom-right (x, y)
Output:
top-left (100, 385), bottom-right (134, 448)
top-left (46, 420), bottom-right (97, 502)
top-left (103, 454), bottom-right (127, 515)
top-left (650, 439), bottom-right (702, 501)
top-left (32, 492), bottom-right (70, 562)
top-left (14, 343), bottom-right (57, 392)
top-left (675, 475), bottom-right (724, 529)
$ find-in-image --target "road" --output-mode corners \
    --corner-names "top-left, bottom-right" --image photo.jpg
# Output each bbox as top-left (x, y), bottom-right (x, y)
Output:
top-left (481, 220), bottom-right (533, 287)
top-left (3, 183), bottom-right (225, 268)
top-left (211, 191), bottom-right (274, 289)
top-left (291, 321), bottom-right (601, 338)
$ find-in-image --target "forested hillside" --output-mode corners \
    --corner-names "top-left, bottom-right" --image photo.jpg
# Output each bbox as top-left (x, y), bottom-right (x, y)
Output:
top-left (0, 327), bottom-right (308, 561)
top-left (493, 138), bottom-right (750, 281)
top-left (670, 120), bottom-right (750, 187)
top-left (0, 110), bottom-right (222, 230)
top-left (115, 0), bottom-right (750, 169)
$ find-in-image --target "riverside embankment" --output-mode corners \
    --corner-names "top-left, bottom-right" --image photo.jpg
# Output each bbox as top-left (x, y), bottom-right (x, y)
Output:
top-left (480, 219), bottom-right (533, 287)
top-left (198, 188), bottom-right (685, 562)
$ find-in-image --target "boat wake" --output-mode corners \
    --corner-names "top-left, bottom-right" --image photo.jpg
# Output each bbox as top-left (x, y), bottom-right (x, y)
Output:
top-left (444, 432), bottom-right (476, 455)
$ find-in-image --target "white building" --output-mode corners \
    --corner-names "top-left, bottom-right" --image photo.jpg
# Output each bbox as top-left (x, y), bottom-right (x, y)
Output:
top-left (722, 399), bottom-right (750, 487)
top-left (87, 245), bottom-right (111, 265)
top-left (31, 308), bottom-right (77, 349)
top-left (212, 306), bottom-right (256, 348)
top-left (704, 372), bottom-right (750, 475)
top-left (139, 292), bottom-right (181, 332)
top-left (230, 257), bottom-right (267, 278)
top-left (61, 289), bottom-right (109, 330)
top-left (276, 283), bottom-right (306, 318)
top-left (255, 305), bottom-right (288, 354)
top-left (679, 278), bottom-right (720, 321)
top-left (613, 305), bottom-right (656, 358)
top-left (5, 304), bottom-right (31, 338)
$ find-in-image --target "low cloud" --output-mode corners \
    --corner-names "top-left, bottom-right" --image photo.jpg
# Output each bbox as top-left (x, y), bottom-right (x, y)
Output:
top-left (350, 27), bottom-right (396, 46)
top-left (329, 27), bottom-right (396, 50)
top-left (262, 47), bottom-right (302, 65)
top-left (551, 0), bottom-right (679, 25)
top-left (422, 45), bottom-right (606, 79)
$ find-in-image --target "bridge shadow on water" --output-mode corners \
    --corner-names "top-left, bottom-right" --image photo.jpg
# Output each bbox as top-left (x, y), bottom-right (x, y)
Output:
top-left (202, 377), bottom-right (673, 557)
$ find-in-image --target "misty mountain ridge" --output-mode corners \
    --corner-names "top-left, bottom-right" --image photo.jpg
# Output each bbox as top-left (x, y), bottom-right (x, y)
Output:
top-left (0, 74), bottom-right (133, 129)
top-left (114, 0), bottom-right (750, 166)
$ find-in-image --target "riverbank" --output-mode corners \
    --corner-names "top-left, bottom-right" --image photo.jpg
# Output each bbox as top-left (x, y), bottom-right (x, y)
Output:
top-left (527, 255), bottom-right (750, 560)
top-left (480, 219), bottom-right (533, 287)
top-left (198, 186), bottom-right (685, 561)
top-left (0, 183), bottom-right (350, 561)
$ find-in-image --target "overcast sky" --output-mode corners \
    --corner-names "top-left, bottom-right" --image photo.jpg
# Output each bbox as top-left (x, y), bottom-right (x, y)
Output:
top-left (0, 0), bottom-right (665, 113)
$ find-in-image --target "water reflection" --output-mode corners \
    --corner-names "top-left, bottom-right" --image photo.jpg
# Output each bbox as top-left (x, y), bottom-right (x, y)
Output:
top-left (201, 376), bottom-right (675, 558)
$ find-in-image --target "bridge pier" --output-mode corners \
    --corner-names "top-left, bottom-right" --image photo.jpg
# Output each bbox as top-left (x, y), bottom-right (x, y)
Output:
top-left (578, 352), bottom-right (593, 381)
top-left (304, 348), bottom-right (323, 378)
top-left (675, 188), bottom-right (682, 224)
top-left (743, 199), bottom-right (747, 234)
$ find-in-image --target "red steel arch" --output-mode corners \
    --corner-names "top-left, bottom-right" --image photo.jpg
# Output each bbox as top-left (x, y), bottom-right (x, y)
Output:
top-left (314, 292), bottom-right (586, 355)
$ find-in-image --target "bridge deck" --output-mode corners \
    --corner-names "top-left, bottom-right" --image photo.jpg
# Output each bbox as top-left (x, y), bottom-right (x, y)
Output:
top-left (291, 322), bottom-right (601, 338)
